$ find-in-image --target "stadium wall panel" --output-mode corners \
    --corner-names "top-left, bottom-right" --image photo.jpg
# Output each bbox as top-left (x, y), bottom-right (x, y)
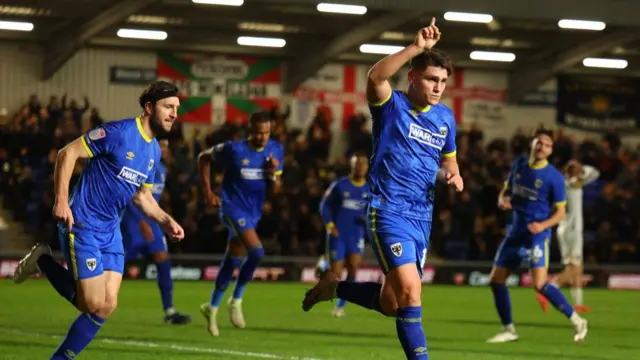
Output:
top-left (0, 42), bottom-right (155, 120)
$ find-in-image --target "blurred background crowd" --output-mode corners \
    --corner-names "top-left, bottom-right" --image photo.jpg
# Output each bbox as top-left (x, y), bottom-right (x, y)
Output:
top-left (1, 94), bottom-right (638, 264)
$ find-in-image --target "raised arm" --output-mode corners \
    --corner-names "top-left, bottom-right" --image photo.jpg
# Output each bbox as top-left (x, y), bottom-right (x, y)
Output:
top-left (366, 18), bottom-right (441, 105)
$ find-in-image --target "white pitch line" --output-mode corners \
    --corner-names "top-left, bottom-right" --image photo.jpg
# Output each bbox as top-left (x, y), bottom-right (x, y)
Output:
top-left (0, 328), bottom-right (326, 360)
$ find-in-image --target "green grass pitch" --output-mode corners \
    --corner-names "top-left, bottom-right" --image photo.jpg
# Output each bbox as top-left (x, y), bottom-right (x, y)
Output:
top-left (0, 280), bottom-right (638, 359)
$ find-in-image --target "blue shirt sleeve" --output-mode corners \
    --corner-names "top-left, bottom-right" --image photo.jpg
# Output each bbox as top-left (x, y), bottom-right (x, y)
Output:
top-left (368, 90), bottom-right (399, 126)
top-left (213, 141), bottom-right (232, 170)
top-left (550, 171), bottom-right (567, 206)
top-left (319, 181), bottom-right (340, 226)
top-left (81, 121), bottom-right (122, 158)
top-left (442, 110), bottom-right (457, 157)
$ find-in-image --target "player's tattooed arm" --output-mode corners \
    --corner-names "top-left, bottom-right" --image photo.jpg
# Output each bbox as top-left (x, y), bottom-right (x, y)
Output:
top-left (197, 147), bottom-right (222, 207)
top-left (52, 137), bottom-right (93, 230)
top-left (132, 186), bottom-right (184, 240)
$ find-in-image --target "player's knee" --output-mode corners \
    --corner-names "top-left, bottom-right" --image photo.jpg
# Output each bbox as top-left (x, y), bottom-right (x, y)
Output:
top-left (96, 298), bottom-right (118, 319)
top-left (379, 282), bottom-right (399, 317)
top-left (489, 268), bottom-right (509, 284)
top-left (247, 247), bottom-right (265, 262)
top-left (82, 296), bottom-right (106, 314)
top-left (395, 284), bottom-right (421, 307)
top-left (228, 242), bottom-right (245, 257)
top-left (152, 252), bottom-right (169, 263)
top-left (379, 295), bottom-right (399, 317)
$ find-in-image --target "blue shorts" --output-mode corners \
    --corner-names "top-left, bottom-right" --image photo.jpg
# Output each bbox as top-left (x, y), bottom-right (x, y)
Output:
top-left (327, 232), bottom-right (365, 262)
top-left (121, 218), bottom-right (167, 261)
top-left (494, 230), bottom-right (551, 270)
top-left (220, 208), bottom-right (259, 241)
top-left (58, 224), bottom-right (124, 280)
top-left (366, 206), bottom-right (431, 278)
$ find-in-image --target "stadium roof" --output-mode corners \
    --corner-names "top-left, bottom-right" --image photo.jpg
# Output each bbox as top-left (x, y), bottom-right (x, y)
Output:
top-left (1, 0), bottom-right (639, 102)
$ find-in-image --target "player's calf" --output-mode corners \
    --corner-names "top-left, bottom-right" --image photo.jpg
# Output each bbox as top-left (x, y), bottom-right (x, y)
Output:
top-left (386, 264), bottom-right (428, 359)
top-left (487, 266), bottom-right (518, 343)
top-left (232, 246), bottom-right (265, 301)
top-left (206, 251), bottom-right (243, 335)
top-left (229, 247), bottom-right (264, 328)
top-left (51, 271), bottom-right (121, 359)
top-left (152, 252), bottom-right (191, 324)
top-left (532, 268), bottom-right (587, 341)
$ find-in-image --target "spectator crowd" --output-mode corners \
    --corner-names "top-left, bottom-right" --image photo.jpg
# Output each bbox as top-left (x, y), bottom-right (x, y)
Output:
top-left (1, 93), bottom-right (639, 264)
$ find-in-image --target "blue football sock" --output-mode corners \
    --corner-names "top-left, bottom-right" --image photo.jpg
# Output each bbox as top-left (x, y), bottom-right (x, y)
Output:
top-left (155, 259), bottom-right (173, 313)
top-left (335, 275), bottom-right (356, 310)
top-left (396, 306), bottom-right (428, 359)
top-left (232, 247), bottom-right (265, 300)
top-left (210, 254), bottom-right (243, 308)
top-left (490, 283), bottom-right (513, 326)
top-left (37, 254), bottom-right (76, 307)
top-left (50, 313), bottom-right (105, 360)
top-left (336, 281), bottom-right (387, 316)
top-left (538, 283), bottom-right (574, 318)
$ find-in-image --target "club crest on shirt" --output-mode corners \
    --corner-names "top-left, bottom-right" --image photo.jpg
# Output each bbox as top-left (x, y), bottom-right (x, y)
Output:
top-left (535, 179), bottom-right (543, 188)
top-left (148, 159), bottom-right (154, 171)
top-left (238, 218), bottom-right (246, 227)
top-left (88, 128), bottom-right (105, 140)
top-left (390, 242), bottom-right (403, 257)
top-left (86, 258), bottom-right (97, 272)
top-left (439, 126), bottom-right (447, 136)
top-left (242, 158), bottom-right (249, 166)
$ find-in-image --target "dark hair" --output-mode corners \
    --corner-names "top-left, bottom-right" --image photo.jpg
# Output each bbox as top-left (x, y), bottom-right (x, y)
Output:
top-left (409, 48), bottom-right (454, 76)
top-left (534, 128), bottom-right (554, 140)
top-left (248, 112), bottom-right (270, 127)
top-left (138, 81), bottom-right (179, 108)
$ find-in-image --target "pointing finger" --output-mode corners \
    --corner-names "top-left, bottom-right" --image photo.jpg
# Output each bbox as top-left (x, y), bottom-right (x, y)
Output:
top-left (430, 17), bottom-right (436, 27)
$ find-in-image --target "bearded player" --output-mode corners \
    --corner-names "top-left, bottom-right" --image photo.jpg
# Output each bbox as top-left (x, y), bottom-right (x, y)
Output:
top-left (12, 81), bottom-right (184, 359)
